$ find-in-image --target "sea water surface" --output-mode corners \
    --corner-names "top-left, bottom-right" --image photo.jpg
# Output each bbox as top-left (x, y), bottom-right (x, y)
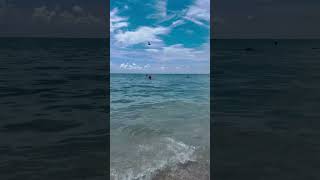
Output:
top-left (0, 38), bottom-right (108, 179)
top-left (111, 74), bottom-right (210, 180)
top-left (212, 39), bottom-right (320, 179)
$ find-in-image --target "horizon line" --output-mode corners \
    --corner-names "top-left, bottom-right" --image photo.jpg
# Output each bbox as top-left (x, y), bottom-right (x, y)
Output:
top-left (211, 38), bottom-right (320, 40)
top-left (0, 36), bottom-right (108, 39)
top-left (110, 72), bottom-right (210, 75)
top-left (1, 36), bottom-right (320, 40)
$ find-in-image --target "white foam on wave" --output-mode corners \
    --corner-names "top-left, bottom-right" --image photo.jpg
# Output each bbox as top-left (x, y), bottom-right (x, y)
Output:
top-left (110, 137), bottom-right (196, 180)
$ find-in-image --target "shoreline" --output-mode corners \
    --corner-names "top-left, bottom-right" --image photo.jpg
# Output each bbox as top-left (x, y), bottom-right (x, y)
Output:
top-left (152, 160), bottom-right (209, 180)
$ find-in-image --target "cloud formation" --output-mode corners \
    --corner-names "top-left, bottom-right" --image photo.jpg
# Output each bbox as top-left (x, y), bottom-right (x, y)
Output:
top-left (148, 43), bottom-right (209, 61)
top-left (146, 0), bottom-right (176, 23)
top-left (114, 26), bottom-right (170, 46)
top-left (0, 2), bottom-right (107, 38)
top-left (110, 8), bottom-right (128, 33)
top-left (32, 5), bottom-right (103, 25)
top-left (120, 63), bottom-right (151, 70)
top-left (110, 0), bottom-right (210, 74)
top-left (184, 0), bottom-right (210, 27)
top-left (152, 0), bottom-right (167, 18)
top-left (32, 6), bottom-right (56, 23)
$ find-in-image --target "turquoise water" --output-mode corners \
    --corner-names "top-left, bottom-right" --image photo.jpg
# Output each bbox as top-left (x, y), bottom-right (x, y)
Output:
top-left (111, 74), bottom-right (210, 180)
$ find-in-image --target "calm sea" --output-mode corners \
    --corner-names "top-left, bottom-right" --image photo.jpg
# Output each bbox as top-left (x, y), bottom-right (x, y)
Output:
top-left (0, 38), bottom-right (108, 180)
top-left (3, 38), bottom-right (319, 180)
top-left (110, 74), bottom-right (210, 180)
top-left (212, 39), bottom-right (320, 179)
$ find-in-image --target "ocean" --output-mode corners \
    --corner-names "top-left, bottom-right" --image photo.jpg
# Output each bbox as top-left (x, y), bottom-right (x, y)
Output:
top-left (212, 39), bottom-right (320, 179)
top-left (0, 38), bottom-right (108, 179)
top-left (2, 38), bottom-right (318, 179)
top-left (110, 74), bottom-right (210, 180)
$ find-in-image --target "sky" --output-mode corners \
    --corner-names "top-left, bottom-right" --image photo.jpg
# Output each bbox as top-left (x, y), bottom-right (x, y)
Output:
top-left (213, 0), bottom-right (320, 39)
top-left (0, 0), bottom-right (107, 38)
top-left (110, 0), bottom-right (210, 74)
top-left (0, 0), bottom-right (319, 39)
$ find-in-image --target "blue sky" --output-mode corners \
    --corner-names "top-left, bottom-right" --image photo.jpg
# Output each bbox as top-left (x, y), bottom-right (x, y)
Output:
top-left (110, 0), bottom-right (210, 74)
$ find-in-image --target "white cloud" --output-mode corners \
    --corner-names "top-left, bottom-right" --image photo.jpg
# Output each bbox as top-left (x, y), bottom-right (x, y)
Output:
top-left (145, 0), bottom-right (210, 28)
top-left (112, 22), bottom-right (129, 32)
top-left (113, 42), bottom-right (209, 63)
top-left (110, 2), bottom-right (210, 73)
top-left (111, 41), bottom-right (209, 73)
top-left (120, 63), bottom-right (151, 70)
top-left (184, 0), bottom-right (210, 27)
top-left (155, 0), bottom-right (167, 18)
top-left (147, 0), bottom-right (167, 19)
top-left (114, 26), bottom-right (170, 46)
top-left (159, 44), bottom-right (209, 61)
top-left (58, 11), bottom-right (74, 23)
top-left (160, 66), bottom-right (168, 70)
top-left (110, 8), bottom-right (129, 33)
top-left (170, 19), bottom-right (185, 28)
top-left (145, 49), bottom-right (160, 53)
top-left (74, 14), bottom-right (101, 24)
top-left (147, 0), bottom-right (177, 23)
top-left (142, 43), bottom-right (209, 62)
top-left (163, 44), bottom-right (195, 59)
top-left (111, 0), bottom-right (210, 48)
top-left (32, 6), bottom-right (56, 23)
top-left (72, 5), bottom-right (83, 14)
top-left (32, 5), bottom-right (103, 25)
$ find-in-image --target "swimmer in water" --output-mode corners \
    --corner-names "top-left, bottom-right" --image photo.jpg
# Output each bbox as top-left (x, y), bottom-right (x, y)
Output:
top-left (148, 75), bottom-right (152, 80)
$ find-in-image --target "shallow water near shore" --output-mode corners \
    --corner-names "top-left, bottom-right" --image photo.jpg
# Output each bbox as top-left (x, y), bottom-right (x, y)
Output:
top-left (111, 74), bottom-right (210, 180)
